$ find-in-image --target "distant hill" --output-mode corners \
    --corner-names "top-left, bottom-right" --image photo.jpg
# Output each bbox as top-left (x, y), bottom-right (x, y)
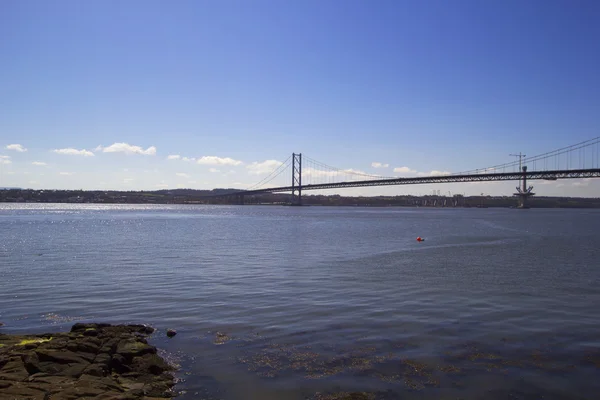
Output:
top-left (0, 187), bottom-right (21, 190)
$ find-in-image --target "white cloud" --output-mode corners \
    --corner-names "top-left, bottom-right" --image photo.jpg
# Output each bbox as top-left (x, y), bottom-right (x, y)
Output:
top-left (32, 161), bottom-right (47, 166)
top-left (53, 148), bottom-right (95, 157)
top-left (98, 143), bottom-right (156, 155)
top-left (300, 167), bottom-right (338, 178)
top-left (246, 159), bottom-right (282, 175)
top-left (371, 162), bottom-right (389, 168)
top-left (421, 170), bottom-right (452, 176)
top-left (182, 157), bottom-right (196, 162)
top-left (123, 178), bottom-right (134, 183)
top-left (176, 172), bottom-right (190, 178)
top-left (0, 155), bottom-right (11, 165)
top-left (59, 172), bottom-right (74, 176)
top-left (188, 180), bottom-right (198, 184)
top-left (167, 155), bottom-right (181, 160)
top-left (393, 166), bottom-right (417, 174)
top-left (209, 168), bottom-right (220, 173)
top-left (302, 168), bottom-right (376, 178)
top-left (155, 182), bottom-right (169, 188)
top-left (392, 166), bottom-right (451, 177)
top-left (28, 180), bottom-right (38, 184)
top-left (344, 168), bottom-right (371, 175)
top-left (197, 156), bottom-right (242, 166)
top-left (6, 144), bottom-right (27, 152)
top-left (233, 182), bottom-right (253, 187)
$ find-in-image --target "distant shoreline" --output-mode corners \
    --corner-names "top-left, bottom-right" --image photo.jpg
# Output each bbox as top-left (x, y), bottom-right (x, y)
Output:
top-left (1, 188), bottom-right (600, 208)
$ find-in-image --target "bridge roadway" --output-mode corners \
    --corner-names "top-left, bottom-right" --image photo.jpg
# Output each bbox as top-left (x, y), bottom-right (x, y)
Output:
top-left (205, 168), bottom-right (600, 197)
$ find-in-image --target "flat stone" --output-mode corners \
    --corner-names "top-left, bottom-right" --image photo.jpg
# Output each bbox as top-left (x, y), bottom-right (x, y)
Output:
top-left (116, 339), bottom-right (156, 358)
top-left (0, 381), bottom-right (47, 398)
top-left (35, 349), bottom-right (89, 365)
top-left (95, 352), bottom-right (112, 366)
top-left (0, 356), bottom-right (29, 381)
top-left (58, 362), bottom-right (88, 378)
top-left (83, 363), bottom-right (108, 377)
top-left (66, 337), bottom-right (101, 354)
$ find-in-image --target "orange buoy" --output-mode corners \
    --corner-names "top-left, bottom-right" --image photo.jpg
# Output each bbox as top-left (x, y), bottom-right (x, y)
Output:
top-left (417, 236), bottom-right (424, 242)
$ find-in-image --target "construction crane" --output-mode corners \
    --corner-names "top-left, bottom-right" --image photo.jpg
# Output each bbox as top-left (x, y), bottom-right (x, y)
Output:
top-left (509, 152), bottom-right (526, 171)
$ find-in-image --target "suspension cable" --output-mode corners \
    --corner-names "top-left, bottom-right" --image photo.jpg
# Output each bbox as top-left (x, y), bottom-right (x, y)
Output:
top-left (246, 155), bottom-right (292, 190)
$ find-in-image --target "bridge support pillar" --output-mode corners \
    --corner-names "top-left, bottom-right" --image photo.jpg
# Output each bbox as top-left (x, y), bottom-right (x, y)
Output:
top-left (291, 153), bottom-right (302, 206)
top-left (513, 166), bottom-right (534, 209)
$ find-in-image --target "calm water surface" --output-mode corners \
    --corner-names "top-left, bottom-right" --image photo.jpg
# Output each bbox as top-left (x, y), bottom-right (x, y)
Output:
top-left (1, 204), bottom-right (599, 399)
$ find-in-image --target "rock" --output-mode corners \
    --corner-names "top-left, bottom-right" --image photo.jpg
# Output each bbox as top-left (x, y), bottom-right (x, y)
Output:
top-left (116, 339), bottom-right (157, 359)
top-left (59, 362), bottom-right (89, 378)
top-left (166, 329), bottom-right (177, 338)
top-left (0, 323), bottom-right (175, 399)
top-left (110, 353), bottom-right (131, 374)
top-left (82, 363), bottom-right (108, 377)
top-left (35, 348), bottom-right (89, 365)
top-left (83, 328), bottom-right (99, 336)
top-left (213, 331), bottom-right (230, 345)
top-left (0, 356), bottom-right (30, 381)
top-left (95, 352), bottom-right (112, 366)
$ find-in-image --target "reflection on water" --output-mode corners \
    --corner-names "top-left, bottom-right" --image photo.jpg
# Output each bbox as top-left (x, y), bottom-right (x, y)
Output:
top-left (1, 204), bottom-right (599, 399)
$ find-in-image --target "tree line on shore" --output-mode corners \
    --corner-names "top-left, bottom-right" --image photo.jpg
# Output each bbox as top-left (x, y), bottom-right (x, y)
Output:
top-left (1, 188), bottom-right (600, 208)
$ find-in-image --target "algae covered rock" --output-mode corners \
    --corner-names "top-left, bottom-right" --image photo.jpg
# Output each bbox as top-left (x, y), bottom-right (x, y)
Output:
top-left (0, 323), bottom-right (176, 399)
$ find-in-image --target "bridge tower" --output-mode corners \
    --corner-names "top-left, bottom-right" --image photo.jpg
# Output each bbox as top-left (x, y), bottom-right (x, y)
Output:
top-left (513, 166), bottom-right (535, 208)
top-left (291, 153), bottom-right (302, 206)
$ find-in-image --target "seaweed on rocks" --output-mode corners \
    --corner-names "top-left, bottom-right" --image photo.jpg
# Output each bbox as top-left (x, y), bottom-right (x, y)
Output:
top-left (0, 323), bottom-right (176, 400)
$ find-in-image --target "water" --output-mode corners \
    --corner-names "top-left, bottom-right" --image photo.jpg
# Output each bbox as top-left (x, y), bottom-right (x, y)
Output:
top-left (1, 204), bottom-right (599, 399)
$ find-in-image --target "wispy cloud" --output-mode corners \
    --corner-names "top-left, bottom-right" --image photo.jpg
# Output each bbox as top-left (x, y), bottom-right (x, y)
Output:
top-left (32, 161), bottom-right (47, 166)
top-left (302, 167), bottom-right (377, 178)
top-left (97, 143), bottom-right (156, 155)
top-left (123, 178), bottom-right (134, 183)
top-left (208, 168), bottom-right (219, 173)
top-left (167, 155), bottom-right (181, 160)
top-left (344, 168), bottom-right (372, 175)
top-left (246, 160), bottom-right (282, 175)
top-left (371, 162), bottom-right (389, 168)
top-left (182, 157), bottom-right (195, 162)
top-left (175, 172), bottom-right (190, 178)
top-left (392, 166), bottom-right (451, 177)
top-left (0, 155), bottom-right (11, 165)
top-left (418, 170), bottom-right (452, 176)
top-left (6, 144), bottom-right (27, 152)
top-left (197, 156), bottom-right (242, 166)
top-left (59, 172), bottom-right (74, 176)
top-left (53, 148), bottom-right (95, 156)
top-left (393, 166), bottom-right (417, 174)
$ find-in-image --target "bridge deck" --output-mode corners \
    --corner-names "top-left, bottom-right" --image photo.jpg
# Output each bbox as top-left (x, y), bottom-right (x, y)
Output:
top-left (203, 168), bottom-right (600, 197)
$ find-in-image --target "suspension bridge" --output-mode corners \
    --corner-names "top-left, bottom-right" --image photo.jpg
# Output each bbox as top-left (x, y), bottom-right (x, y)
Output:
top-left (207, 137), bottom-right (600, 208)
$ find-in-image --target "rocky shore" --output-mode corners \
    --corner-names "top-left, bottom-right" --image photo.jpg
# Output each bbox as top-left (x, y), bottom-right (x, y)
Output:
top-left (0, 323), bottom-right (175, 400)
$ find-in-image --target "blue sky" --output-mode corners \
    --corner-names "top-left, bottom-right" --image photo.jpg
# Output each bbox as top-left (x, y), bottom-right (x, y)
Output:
top-left (1, 0), bottom-right (599, 196)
